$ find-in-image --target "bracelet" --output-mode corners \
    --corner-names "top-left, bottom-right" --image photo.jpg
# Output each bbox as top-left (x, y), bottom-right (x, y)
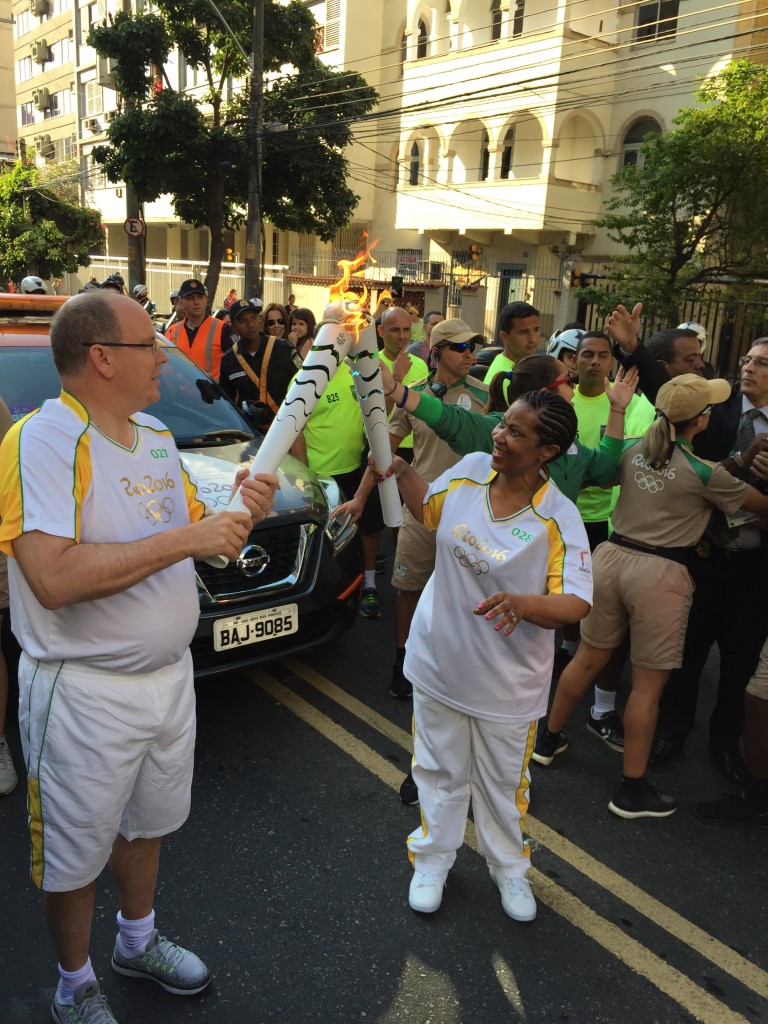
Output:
top-left (732, 450), bottom-right (746, 470)
top-left (383, 383), bottom-right (398, 397)
top-left (396, 385), bottom-right (409, 408)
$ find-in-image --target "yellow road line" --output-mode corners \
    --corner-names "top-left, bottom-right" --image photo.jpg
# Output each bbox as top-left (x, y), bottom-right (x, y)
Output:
top-left (253, 669), bottom-right (753, 1024)
top-left (279, 658), bottom-right (768, 998)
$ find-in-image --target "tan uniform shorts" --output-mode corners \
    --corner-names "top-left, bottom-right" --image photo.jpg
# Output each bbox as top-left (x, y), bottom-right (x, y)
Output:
top-left (392, 509), bottom-right (436, 592)
top-left (746, 637), bottom-right (768, 700)
top-left (580, 541), bottom-right (694, 671)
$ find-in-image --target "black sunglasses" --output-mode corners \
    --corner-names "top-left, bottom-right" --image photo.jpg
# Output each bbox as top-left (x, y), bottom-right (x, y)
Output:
top-left (266, 317), bottom-right (286, 327)
top-left (443, 341), bottom-right (477, 353)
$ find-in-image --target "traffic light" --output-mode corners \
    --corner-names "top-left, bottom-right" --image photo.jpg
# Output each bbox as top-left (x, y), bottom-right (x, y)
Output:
top-left (225, 247), bottom-right (235, 262)
top-left (391, 275), bottom-right (404, 298)
top-left (469, 244), bottom-right (482, 262)
top-left (570, 269), bottom-right (581, 287)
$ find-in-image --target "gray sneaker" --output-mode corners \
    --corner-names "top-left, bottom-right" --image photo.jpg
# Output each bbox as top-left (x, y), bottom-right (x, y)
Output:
top-left (111, 930), bottom-right (210, 995)
top-left (51, 981), bottom-right (117, 1024)
top-left (0, 737), bottom-right (18, 796)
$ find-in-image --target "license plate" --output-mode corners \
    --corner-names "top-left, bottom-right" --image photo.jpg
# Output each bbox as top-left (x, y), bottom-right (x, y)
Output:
top-left (213, 604), bottom-right (298, 651)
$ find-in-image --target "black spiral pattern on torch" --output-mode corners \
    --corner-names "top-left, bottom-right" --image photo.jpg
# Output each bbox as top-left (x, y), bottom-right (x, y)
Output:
top-left (312, 343), bottom-right (344, 368)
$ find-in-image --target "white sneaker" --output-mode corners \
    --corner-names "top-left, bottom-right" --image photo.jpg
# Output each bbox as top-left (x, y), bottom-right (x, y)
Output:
top-left (408, 870), bottom-right (448, 913)
top-left (490, 872), bottom-right (537, 922)
top-left (0, 738), bottom-right (18, 796)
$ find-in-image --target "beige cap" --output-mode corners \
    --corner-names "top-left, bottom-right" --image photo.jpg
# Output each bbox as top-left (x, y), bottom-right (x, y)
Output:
top-left (430, 318), bottom-right (482, 348)
top-left (655, 373), bottom-right (731, 429)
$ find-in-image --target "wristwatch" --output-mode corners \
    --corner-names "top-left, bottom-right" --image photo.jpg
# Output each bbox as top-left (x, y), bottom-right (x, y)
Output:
top-left (732, 450), bottom-right (746, 470)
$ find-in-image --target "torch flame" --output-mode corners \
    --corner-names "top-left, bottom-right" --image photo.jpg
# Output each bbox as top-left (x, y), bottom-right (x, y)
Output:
top-left (329, 232), bottom-right (378, 337)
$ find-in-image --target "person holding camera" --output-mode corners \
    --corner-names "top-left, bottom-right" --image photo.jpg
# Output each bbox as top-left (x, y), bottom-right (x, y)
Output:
top-left (218, 299), bottom-right (300, 431)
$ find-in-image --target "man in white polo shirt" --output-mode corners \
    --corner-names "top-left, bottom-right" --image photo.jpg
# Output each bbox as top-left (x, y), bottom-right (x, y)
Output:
top-left (0, 291), bottom-right (277, 1024)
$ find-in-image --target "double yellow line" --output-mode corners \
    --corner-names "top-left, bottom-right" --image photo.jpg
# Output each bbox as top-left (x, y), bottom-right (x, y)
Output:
top-left (248, 659), bottom-right (766, 1024)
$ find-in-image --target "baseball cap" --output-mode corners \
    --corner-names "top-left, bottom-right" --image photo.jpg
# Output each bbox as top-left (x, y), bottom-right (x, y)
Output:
top-left (655, 373), bottom-right (730, 428)
top-left (178, 278), bottom-right (207, 298)
top-left (229, 298), bottom-right (262, 321)
top-left (133, 283), bottom-right (148, 296)
top-left (430, 318), bottom-right (482, 348)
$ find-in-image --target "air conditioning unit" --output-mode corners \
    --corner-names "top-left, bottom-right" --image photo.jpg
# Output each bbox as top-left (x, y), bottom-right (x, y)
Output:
top-left (31, 39), bottom-right (50, 64)
top-left (34, 134), bottom-right (53, 158)
top-left (32, 87), bottom-right (50, 111)
top-left (85, 116), bottom-right (101, 134)
top-left (95, 54), bottom-right (116, 88)
top-left (103, 109), bottom-right (117, 124)
top-left (30, 0), bottom-right (49, 16)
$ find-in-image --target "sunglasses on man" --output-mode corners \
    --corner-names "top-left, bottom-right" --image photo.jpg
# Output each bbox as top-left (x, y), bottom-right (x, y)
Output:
top-left (440, 341), bottom-right (477, 353)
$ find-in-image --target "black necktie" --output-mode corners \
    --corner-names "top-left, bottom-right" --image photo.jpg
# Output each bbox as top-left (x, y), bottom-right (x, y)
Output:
top-left (733, 408), bottom-right (762, 456)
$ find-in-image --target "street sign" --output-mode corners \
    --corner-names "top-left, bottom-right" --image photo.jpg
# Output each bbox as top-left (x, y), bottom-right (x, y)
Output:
top-left (123, 217), bottom-right (145, 238)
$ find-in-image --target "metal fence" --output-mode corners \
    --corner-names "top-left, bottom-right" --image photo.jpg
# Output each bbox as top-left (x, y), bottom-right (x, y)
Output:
top-left (62, 258), bottom-right (289, 315)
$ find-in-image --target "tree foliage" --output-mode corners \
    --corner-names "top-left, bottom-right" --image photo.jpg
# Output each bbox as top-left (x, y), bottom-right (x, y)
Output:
top-left (88, 1), bottom-right (377, 302)
top-left (0, 162), bottom-right (104, 282)
top-left (594, 60), bottom-right (768, 322)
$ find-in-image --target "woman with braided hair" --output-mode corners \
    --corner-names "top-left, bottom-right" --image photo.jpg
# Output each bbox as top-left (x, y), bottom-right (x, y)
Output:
top-left (370, 390), bottom-right (593, 923)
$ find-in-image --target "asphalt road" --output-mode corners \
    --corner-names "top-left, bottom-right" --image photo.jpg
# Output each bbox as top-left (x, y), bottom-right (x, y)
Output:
top-left (1, 579), bottom-right (766, 1024)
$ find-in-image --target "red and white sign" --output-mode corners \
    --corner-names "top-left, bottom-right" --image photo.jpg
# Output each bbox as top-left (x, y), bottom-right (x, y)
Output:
top-left (123, 217), bottom-right (145, 238)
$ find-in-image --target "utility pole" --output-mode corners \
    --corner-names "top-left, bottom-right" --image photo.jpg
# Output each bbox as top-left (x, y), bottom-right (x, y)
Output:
top-left (244, 0), bottom-right (264, 299)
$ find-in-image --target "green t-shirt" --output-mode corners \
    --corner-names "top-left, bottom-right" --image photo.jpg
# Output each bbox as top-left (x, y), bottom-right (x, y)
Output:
top-left (304, 362), bottom-right (366, 476)
top-left (485, 352), bottom-right (514, 388)
top-left (381, 349), bottom-right (429, 449)
top-left (574, 388), bottom-right (656, 522)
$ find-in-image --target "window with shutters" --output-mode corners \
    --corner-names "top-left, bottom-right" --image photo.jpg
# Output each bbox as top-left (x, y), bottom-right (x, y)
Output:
top-left (84, 80), bottom-right (103, 116)
top-left (325, 0), bottom-right (341, 50)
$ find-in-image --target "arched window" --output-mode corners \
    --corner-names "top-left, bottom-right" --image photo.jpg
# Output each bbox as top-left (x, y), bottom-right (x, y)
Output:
top-left (480, 130), bottom-right (490, 181)
top-left (400, 32), bottom-right (407, 66)
top-left (621, 117), bottom-right (661, 168)
top-left (491, 0), bottom-right (502, 40)
top-left (417, 18), bottom-right (428, 58)
top-left (500, 127), bottom-right (515, 179)
top-left (512, 0), bottom-right (525, 37)
top-left (409, 142), bottom-right (421, 185)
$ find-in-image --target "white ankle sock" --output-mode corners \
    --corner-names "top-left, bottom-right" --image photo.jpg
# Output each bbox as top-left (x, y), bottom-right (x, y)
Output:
top-left (363, 570), bottom-right (376, 589)
top-left (592, 686), bottom-right (616, 718)
top-left (56, 958), bottom-right (96, 1004)
top-left (116, 909), bottom-right (155, 957)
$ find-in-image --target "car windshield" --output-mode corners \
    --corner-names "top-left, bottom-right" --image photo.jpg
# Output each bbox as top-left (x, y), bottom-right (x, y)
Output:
top-left (0, 343), bottom-right (256, 448)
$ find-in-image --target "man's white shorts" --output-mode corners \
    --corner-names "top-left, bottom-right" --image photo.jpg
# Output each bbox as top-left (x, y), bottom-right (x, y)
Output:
top-left (19, 650), bottom-right (196, 892)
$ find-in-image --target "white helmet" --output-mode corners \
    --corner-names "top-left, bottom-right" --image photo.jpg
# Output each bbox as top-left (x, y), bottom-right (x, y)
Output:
top-left (546, 327), bottom-right (584, 359)
top-left (21, 275), bottom-right (46, 294)
top-left (677, 322), bottom-right (706, 351)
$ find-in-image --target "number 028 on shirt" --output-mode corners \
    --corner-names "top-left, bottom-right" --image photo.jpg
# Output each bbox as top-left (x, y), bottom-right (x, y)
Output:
top-left (213, 604), bottom-right (299, 651)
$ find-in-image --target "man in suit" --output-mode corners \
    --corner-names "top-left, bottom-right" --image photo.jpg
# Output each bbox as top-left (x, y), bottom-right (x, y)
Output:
top-left (608, 304), bottom-right (768, 783)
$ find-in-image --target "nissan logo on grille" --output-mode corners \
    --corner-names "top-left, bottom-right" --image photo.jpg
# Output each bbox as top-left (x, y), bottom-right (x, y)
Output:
top-left (237, 544), bottom-right (270, 577)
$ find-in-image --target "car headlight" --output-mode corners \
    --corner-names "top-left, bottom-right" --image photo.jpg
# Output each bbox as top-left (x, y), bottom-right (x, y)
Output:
top-left (317, 476), bottom-right (357, 555)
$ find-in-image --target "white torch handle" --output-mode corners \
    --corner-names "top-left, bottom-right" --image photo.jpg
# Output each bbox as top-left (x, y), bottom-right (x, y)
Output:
top-left (349, 322), bottom-right (403, 527)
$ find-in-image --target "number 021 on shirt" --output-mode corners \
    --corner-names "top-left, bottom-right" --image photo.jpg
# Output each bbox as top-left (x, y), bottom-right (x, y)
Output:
top-left (213, 604), bottom-right (298, 651)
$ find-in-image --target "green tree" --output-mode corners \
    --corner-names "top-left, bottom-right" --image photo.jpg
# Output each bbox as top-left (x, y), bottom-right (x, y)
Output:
top-left (593, 60), bottom-right (768, 323)
top-left (88, 1), bottom-right (377, 303)
top-left (0, 162), bottom-right (104, 283)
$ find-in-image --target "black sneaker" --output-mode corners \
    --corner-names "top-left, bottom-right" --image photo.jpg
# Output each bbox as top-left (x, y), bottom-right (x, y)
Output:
top-left (694, 794), bottom-right (768, 830)
top-left (608, 781), bottom-right (678, 819)
top-left (586, 710), bottom-right (624, 752)
top-left (359, 588), bottom-right (381, 619)
top-left (390, 664), bottom-right (413, 699)
top-left (531, 727), bottom-right (568, 766)
top-left (648, 735), bottom-right (684, 768)
top-left (400, 772), bottom-right (419, 806)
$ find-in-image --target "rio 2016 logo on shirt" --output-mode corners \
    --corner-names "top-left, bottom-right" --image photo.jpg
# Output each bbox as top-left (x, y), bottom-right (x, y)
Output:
top-left (453, 546), bottom-right (489, 574)
top-left (451, 523), bottom-right (508, 562)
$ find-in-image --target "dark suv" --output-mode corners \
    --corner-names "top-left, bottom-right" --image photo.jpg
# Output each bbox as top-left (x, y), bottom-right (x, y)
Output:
top-left (0, 295), bottom-right (362, 676)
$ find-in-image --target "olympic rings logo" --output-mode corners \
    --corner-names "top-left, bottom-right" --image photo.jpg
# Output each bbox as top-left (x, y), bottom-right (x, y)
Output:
top-left (453, 545), bottom-right (489, 574)
top-left (634, 472), bottom-right (664, 493)
top-left (139, 497), bottom-right (176, 525)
